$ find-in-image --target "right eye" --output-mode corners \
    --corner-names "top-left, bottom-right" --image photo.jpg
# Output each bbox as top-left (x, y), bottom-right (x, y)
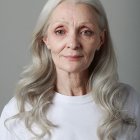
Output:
top-left (54, 29), bottom-right (66, 35)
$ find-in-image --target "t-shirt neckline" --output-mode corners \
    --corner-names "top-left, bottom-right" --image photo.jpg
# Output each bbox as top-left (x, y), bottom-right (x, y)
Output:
top-left (53, 92), bottom-right (93, 104)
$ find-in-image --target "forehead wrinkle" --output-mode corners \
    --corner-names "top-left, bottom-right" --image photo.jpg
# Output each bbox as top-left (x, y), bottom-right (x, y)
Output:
top-left (48, 20), bottom-right (69, 28)
top-left (47, 2), bottom-right (99, 30)
top-left (64, 2), bottom-right (76, 29)
top-left (60, 4), bottom-right (89, 30)
top-left (64, 3), bottom-right (98, 29)
top-left (48, 4), bottom-right (76, 28)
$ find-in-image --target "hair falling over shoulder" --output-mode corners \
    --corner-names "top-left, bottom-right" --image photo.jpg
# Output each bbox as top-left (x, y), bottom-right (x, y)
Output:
top-left (7, 0), bottom-right (137, 139)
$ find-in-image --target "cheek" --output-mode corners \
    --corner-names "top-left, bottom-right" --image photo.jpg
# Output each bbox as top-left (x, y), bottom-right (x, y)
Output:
top-left (86, 49), bottom-right (96, 65)
top-left (48, 36), bottom-right (66, 54)
top-left (83, 41), bottom-right (98, 63)
top-left (46, 29), bottom-right (66, 53)
top-left (83, 39), bottom-right (99, 54)
top-left (82, 35), bottom-right (100, 47)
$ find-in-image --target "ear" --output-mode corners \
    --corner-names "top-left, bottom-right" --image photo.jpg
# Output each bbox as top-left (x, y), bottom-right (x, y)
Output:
top-left (43, 35), bottom-right (50, 49)
top-left (99, 29), bottom-right (106, 48)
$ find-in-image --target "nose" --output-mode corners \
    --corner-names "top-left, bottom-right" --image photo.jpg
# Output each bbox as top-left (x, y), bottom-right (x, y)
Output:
top-left (67, 32), bottom-right (81, 50)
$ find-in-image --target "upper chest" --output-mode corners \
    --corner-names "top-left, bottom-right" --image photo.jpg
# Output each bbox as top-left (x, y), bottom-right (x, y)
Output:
top-left (45, 102), bottom-right (103, 140)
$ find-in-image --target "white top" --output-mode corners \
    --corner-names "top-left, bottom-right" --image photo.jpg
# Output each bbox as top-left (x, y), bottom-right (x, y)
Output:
top-left (0, 85), bottom-right (140, 140)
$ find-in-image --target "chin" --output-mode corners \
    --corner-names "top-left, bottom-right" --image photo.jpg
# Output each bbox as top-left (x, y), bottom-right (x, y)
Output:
top-left (60, 66), bottom-right (87, 74)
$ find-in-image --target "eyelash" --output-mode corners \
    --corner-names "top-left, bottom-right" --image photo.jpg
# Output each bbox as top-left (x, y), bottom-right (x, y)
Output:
top-left (80, 30), bottom-right (94, 36)
top-left (54, 28), bottom-right (94, 37)
top-left (54, 29), bottom-right (66, 35)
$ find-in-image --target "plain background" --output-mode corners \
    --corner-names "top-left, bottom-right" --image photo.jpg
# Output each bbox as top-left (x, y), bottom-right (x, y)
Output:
top-left (0, 0), bottom-right (140, 112)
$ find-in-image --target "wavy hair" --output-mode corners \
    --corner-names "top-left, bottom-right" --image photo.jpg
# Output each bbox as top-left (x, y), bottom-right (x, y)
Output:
top-left (9, 0), bottom-right (136, 139)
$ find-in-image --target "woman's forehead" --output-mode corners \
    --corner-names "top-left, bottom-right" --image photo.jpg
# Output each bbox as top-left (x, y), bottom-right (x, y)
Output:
top-left (48, 1), bottom-right (99, 27)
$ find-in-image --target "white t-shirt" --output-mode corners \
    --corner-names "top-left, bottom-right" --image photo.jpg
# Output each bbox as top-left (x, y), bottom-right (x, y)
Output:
top-left (0, 85), bottom-right (140, 140)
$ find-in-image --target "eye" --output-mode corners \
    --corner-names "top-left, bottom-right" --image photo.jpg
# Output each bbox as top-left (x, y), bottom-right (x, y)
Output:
top-left (54, 29), bottom-right (66, 36)
top-left (80, 30), bottom-right (94, 37)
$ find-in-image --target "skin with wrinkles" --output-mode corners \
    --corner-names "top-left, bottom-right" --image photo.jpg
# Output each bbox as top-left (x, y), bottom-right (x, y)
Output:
top-left (43, 1), bottom-right (105, 96)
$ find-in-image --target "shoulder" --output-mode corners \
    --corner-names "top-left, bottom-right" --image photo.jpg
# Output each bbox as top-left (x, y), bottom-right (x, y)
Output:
top-left (1, 97), bottom-right (32, 119)
top-left (0, 97), bottom-right (19, 139)
top-left (0, 97), bottom-right (34, 139)
top-left (121, 83), bottom-right (140, 107)
top-left (0, 97), bottom-right (19, 119)
top-left (120, 83), bottom-right (140, 120)
top-left (116, 83), bottom-right (140, 139)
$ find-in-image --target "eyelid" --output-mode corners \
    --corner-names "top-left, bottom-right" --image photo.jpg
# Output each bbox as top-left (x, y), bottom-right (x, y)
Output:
top-left (79, 29), bottom-right (95, 37)
top-left (80, 27), bottom-right (94, 33)
top-left (80, 25), bottom-right (93, 30)
top-left (54, 28), bottom-right (66, 36)
top-left (54, 25), bottom-right (64, 30)
top-left (54, 24), bottom-right (93, 30)
top-left (53, 24), bottom-right (95, 35)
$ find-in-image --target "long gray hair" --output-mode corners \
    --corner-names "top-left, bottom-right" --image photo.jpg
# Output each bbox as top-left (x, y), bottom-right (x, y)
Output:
top-left (11, 0), bottom-right (136, 139)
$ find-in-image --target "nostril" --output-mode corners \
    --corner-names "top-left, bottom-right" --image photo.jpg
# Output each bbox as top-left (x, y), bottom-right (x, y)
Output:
top-left (67, 42), bottom-right (81, 49)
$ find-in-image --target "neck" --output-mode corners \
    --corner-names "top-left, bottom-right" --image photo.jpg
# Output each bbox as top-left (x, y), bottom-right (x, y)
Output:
top-left (55, 69), bottom-right (89, 96)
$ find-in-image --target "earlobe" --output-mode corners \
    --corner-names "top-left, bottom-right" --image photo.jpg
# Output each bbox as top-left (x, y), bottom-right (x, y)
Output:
top-left (43, 36), bottom-right (50, 49)
top-left (96, 30), bottom-right (106, 51)
top-left (96, 47), bottom-right (100, 51)
top-left (100, 30), bottom-right (106, 46)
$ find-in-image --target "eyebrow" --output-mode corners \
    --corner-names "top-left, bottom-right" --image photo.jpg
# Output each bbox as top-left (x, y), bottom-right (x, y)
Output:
top-left (48, 20), bottom-right (69, 27)
top-left (48, 20), bottom-right (96, 28)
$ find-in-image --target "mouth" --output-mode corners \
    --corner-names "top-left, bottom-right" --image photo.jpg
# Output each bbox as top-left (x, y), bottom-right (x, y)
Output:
top-left (63, 55), bottom-right (83, 61)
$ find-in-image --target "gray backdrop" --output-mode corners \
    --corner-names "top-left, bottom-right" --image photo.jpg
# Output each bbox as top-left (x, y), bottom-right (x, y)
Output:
top-left (0, 0), bottom-right (140, 112)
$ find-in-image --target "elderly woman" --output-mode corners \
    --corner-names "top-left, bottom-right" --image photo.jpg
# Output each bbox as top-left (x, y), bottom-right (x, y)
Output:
top-left (0, 0), bottom-right (140, 140)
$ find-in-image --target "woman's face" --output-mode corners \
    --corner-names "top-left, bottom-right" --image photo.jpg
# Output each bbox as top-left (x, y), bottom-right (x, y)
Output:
top-left (43, 1), bottom-right (105, 74)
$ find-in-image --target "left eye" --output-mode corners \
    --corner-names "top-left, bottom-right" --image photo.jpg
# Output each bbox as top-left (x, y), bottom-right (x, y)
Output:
top-left (80, 30), bottom-right (94, 36)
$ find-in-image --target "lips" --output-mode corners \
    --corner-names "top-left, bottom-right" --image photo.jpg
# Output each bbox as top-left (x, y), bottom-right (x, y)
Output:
top-left (63, 55), bottom-right (83, 61)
